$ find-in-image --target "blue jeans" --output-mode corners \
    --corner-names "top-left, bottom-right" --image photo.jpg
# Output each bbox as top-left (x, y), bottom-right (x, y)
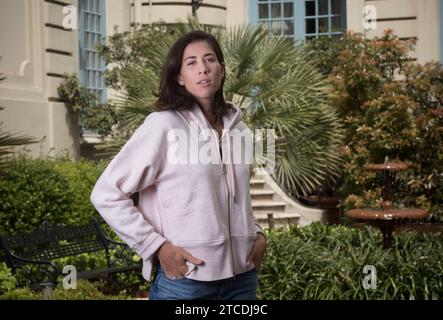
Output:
top-left (149, 267), bottom-right (258, 300)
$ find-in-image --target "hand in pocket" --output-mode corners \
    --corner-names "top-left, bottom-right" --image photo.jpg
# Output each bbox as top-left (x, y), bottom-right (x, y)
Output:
top-left (156, 241), bottom-right (205, 278)
top-left (246, 233), bottom-right (267, 270)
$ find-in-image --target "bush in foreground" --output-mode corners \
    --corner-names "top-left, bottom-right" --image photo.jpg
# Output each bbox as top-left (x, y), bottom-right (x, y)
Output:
top-left (258, 223), bottom-right (442, 300)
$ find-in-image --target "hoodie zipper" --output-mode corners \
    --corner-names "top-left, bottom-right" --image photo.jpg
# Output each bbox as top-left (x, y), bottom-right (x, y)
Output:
top-left (219, 136), bottom-right (236, 279)
top-left (175, 111), bottom-right (236, 278)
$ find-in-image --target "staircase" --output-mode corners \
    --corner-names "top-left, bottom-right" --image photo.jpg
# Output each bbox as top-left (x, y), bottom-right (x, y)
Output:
top-left (250, 169), bottom-right (327, 229)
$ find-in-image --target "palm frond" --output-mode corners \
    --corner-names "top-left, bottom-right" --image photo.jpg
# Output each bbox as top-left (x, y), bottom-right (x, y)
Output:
top-left (98, 21), bottom-right (344, 196)
top-left (0, 121), bottom-right (38, 168)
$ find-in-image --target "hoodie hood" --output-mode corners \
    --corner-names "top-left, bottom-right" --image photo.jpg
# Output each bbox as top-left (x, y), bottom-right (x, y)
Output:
top-left (176, 102), bottom-right (243, 203)
top-left (176, 102), bottom-right (243, 136)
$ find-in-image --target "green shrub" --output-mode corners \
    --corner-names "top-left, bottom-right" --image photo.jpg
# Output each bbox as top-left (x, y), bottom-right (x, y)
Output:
top-left (0, 155), bottom-right (104, 234)
top-left (0, 155), bottom-right (148, 296)
top-left (0, 157), bottom-right (75, 233)
top-left (309, 30), bottom-right (443, 220)
top-left (50, 279), bottom-right (130, 300)
top-left (0, 280), bottom-right (132, 300)
top-left (53, 251), bottom-right (147, 296)
top-left (57, 74), bottom-right (120, 136)
top-left (0, 287), bottom-right (40, 300)
top-left (52, 158), bottom-right (104, 225)
top-left (4, 250), bottom-right (145, 296)
top-left (0, 263), bottom-right (17, 294)
top-left (258, 223), bottom-right (443, 300)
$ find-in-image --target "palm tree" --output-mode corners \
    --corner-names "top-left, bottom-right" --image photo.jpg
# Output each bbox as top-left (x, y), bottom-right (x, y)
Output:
top-left (97, 20), bottom-right (343, 197)
top-left (0, 74), bottom-right (38, 169)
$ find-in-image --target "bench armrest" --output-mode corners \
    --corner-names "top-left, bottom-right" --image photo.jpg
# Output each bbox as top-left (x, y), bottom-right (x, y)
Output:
top-left (8, 252), bottom-right (60, 273)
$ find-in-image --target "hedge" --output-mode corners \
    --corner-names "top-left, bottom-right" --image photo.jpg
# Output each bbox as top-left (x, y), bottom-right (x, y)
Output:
top-left (258, 223), bottom-right (442, 300)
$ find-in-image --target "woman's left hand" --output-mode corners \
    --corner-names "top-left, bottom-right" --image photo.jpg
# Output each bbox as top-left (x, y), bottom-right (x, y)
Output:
top-left (246, 233), bottom-right (267, 270)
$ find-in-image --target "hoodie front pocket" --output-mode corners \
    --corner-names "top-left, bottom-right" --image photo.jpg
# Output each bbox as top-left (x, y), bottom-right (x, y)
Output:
top-left (160, 190), bottom-right (219, 242)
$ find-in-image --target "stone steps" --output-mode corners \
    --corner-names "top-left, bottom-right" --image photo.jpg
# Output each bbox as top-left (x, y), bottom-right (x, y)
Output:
top-left (250, 189), bottom-right (275, 201)
top-left (250, 179), bottom-right (266, 189)
top-left (249, 170), bottom-right (327, 228)
top-left (250, 176), bottom-right (301, 228)
top-left (252, 200), bottom-right (286, 212)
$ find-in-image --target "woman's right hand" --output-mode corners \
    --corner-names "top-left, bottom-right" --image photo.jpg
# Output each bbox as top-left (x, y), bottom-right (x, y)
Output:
top-left (156, 241), bottom-right (205, 278)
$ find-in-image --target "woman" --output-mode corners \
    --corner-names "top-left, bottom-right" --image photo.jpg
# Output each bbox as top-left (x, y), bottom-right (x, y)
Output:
top-left (90, 30), bottom-right (267, 300)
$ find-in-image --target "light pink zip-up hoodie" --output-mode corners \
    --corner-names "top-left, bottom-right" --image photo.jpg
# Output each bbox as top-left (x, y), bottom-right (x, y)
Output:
top-left (90, 102), bottom-right (264, 281)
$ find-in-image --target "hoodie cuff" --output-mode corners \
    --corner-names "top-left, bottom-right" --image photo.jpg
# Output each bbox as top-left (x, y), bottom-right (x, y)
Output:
top-left (136, 232), bottom-right (167, 262)
top-left (255, 222), bottom-right (267, 240)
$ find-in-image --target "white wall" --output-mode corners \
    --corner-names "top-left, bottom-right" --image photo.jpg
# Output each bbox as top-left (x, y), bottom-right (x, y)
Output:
top-left (346, 0), bottom-right (440, 63)
top-left (0, 0), bottom-right (80, 159)
top-left (131, 0), bottom-right (227, 26)
top-left (105, 0), bottom-right (131, 102)
top-left (232, 0), bottom-right (441, 63)
top-left (226, 0), bottom-right (249, 27)
top-left (2, 0), bottom-right (439, 160)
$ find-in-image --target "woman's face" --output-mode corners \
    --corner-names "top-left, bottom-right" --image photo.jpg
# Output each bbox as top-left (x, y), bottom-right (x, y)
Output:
top-left (177, 41), bottom-right (224, 108)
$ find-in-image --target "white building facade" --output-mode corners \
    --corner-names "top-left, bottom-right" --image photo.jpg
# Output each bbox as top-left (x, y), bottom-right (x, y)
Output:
top-left (0, 0), bottom-right (441, 159)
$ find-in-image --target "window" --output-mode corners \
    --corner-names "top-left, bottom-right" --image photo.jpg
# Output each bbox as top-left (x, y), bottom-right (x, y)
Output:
top-left (252, 0), bottom-right (302, 40)
top-left (304, 0), bottom-right (346, 40)
top-left (79, 0), bottom-right (106, 104)
top-left (256, 0), bottom-right (296, 38)
top-left (250, 0), bottom-right (346, 42)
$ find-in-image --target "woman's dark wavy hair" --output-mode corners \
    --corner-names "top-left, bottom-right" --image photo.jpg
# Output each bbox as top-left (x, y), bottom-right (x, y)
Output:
top-left (153, 30), bottom-right (230, 118)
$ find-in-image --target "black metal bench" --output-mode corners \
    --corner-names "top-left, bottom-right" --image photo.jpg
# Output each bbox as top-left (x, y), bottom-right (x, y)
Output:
top-left (0, 219), bottom-right (142, 289)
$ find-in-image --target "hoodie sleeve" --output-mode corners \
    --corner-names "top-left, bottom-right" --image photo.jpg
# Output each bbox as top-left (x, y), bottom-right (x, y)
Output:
top-left (254, 217), bottom-right (267, 239)
top-left (90, 112), bottom-right (167, 262)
